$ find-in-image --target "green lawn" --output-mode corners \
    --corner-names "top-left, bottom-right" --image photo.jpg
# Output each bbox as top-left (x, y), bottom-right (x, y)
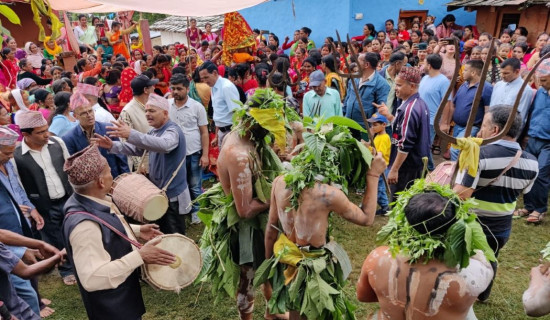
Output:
top-left (39, 208), bottom-right (550, 320)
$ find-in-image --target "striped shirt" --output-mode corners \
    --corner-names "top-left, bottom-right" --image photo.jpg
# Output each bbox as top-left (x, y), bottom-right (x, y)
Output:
top-left (456, 140), bottom-right (538, 234)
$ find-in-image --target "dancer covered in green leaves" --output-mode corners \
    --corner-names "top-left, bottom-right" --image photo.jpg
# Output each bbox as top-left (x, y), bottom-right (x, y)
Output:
top-left (256, 118), bottom-right (387, 320)
top-left (357, 179), bottom-right (496, 320)
top-left (196, 88), bottom-right (295, 320)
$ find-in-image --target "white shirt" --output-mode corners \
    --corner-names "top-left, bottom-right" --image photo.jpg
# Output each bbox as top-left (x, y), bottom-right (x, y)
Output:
top-left (93, 103), bottom-right (116, 124)
top-left (211, 76), bottom-right (240, 127)
top-left (169, 97), bottom-right (208, 155)
top-left (19, 136), bottom-right (70, 199)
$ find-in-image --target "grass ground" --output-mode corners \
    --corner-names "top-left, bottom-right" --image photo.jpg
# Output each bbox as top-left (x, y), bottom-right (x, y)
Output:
top-left (39, 202), bottom-right (550, 320)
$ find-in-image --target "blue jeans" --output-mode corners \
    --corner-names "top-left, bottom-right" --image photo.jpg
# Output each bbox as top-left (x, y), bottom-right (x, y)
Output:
top-left (186, 151), bottom-right (203, 213)
top-left (10, 274), bottom-right (40, 316)
top-left (450, 125), bottom-right (480, 161)
top-left (523, 137), bottom-right (550, 213)
top-left (377, 173), bottom-right (389, 209)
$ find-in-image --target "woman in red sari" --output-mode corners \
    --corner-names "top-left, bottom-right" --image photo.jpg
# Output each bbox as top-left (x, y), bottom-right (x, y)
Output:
top-left (152, 54), bottom-right (171, 95)
top-left (118, 65), bottom-right (138, 109)
top-left (1, 49), bottom-right (17, 90)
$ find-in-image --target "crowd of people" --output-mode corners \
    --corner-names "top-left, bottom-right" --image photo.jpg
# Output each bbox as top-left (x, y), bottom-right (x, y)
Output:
top-left (0, 10), bottom-right (549, 320)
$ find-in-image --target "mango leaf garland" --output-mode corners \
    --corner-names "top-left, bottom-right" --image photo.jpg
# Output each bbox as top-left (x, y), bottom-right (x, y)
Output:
top-left (376, 179), bottom-right (496, 269)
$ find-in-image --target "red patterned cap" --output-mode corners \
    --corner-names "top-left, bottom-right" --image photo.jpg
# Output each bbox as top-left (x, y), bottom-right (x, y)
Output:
top-left (16, 110), bottom-right (47, 129)
top-left (536, 58), bottom-right (550, 77)
top-left (70, 91), bottom-right (91, 111)
top-left (0, 126), bottom-right (19, 146)
top-left (398, 66), bottom-right (422, 84)
top-left (64, 145), bottom-right (108, 186)
top-left (76, 82), bottom-right (101, 97)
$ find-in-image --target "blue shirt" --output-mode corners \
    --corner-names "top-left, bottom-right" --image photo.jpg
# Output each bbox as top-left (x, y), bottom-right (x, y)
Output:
top-left (0, 161), bottom-right (34, 212)
top-left (527, 87), bottom-right (550, 140)
top-left (211, 76), bottom-right (240, 127)
top-left (49, 115), bottom-right (79, 137)
top-left (419, 73), bottom-right (450, 125)
top-left (343, 72), bottom-right (390, 129)
top-left (453, 81), bottom-right (493, 127)
top-left (303, 87), bottom-right (342, 119)
top-left (490, 77), bottom-right (535, 124)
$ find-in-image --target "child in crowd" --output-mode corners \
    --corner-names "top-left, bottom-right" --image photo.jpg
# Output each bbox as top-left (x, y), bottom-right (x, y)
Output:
top-left (388, 30), bottom-right (399, 48)
top-left (424, 15), bottom-right (436, 33)
top-left (498, 43), bottom-right (512, 62)
top-left (368, 113), bottom-right (391, 215)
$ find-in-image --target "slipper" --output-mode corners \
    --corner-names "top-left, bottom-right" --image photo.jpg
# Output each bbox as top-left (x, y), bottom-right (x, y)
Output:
top-left (40, 306), bottom-right (55, 318)
top-left (41, 298), bottom-right (52, 306)
top-left (62, 275), bottom-right (77, 286)
top-left (526, 211), bottom-right (545, 224)
top-left (513, 208), bottom-right (531, 218)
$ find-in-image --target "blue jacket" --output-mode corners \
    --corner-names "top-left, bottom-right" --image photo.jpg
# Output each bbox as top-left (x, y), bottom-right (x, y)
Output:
top-left (62, 122), bottom-right (129, 179)
top-left (343, 72), bottom-right (390, 129)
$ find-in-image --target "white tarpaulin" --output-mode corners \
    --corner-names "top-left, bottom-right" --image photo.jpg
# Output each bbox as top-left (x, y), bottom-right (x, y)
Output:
top-left (47, 0), bottom-right (267, 16)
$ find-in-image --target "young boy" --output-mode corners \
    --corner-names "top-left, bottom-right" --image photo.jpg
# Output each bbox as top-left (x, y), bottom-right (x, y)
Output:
top-left (368, 113), bottom-right (391, 214)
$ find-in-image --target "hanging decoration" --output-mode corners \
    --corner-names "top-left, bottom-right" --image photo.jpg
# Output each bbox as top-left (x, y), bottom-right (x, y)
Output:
top-left (30, 0), bottom-right (63, 41)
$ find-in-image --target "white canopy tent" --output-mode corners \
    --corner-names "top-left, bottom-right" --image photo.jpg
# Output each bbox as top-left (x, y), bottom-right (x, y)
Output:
top-left (47, 0), bottom-right (267, 15)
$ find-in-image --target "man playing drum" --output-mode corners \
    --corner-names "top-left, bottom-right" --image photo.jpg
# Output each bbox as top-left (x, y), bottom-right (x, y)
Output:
top-left (93, 94), bottom-right (190, 235)
top-left (62, 145), bottom-right (176, 320)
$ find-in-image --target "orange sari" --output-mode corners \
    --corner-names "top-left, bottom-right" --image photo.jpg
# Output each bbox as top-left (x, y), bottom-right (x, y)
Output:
top-left (110, 31), bottom-right (130, 60)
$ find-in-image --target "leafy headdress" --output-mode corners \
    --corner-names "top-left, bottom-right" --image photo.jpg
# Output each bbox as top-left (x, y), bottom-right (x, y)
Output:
top-left (284, 116), bottom-right (373, 210)
top-left (233, 88), bottom-right (298, 152)
top-left (376, 179), bottom-right (496, 269)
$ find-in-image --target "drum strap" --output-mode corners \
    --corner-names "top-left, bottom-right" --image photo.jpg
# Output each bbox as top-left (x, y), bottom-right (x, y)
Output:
top-left (162, 157), bottom-right (186, 193)
top-left (66, 211), bottom-right (143, 249)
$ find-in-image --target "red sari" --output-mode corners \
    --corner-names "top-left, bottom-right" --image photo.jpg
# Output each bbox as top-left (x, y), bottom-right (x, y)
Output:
top-left (118, 67), bottom-right (138, 106)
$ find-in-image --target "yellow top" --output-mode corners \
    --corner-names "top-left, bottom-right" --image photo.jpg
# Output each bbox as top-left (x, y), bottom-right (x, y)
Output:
top-left (373, 132), bottom-right (391, 165)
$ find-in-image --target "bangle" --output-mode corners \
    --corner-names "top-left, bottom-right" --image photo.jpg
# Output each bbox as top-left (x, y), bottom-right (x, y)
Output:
top-left (367, 173), bottom-right (379, 178)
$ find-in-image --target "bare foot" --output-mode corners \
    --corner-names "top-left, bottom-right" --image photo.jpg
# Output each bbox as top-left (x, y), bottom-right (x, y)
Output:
top-left (62, 274), bottom-right (77, 286)
top-left (40, 306), bottom-right (55, 318)
top-left (265, 311), bottom-right (289, 320)
top-left (41, 298), bottom-right (51, 306)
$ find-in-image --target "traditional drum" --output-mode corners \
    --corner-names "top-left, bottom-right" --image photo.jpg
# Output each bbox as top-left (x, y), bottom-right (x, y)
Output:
top-left (111, 173), bottom-right (168, 222)
top-left (426, 161), bottom-right (457, 186)
top-left (142, 234), bottom-right (202, 292)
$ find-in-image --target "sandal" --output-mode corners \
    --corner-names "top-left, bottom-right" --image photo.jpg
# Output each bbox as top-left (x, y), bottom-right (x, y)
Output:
top-left (513, 208), bottom-right (531, 218)
top-left (526, 211), bottom-right (545, 224)
top-left (432, 145), bottom-right (441, 155)
top-left (62, 275), bottom-right (77, 286)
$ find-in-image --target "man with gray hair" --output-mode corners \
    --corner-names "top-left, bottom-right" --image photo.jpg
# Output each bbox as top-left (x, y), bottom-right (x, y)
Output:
top-left (92, 94), bottom-right (190, 235)
top-left (454, 105), bottom-right (539, 302)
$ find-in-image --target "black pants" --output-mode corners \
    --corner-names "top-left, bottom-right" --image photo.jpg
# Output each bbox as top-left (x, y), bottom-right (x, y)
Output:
top-left (157, 201), bottom-right (186, 235)
top-left (478, 233), bottom-right (509, 302)
top-left (40, 199), bottom-right (73, 277)
top-left (390, 167), bottom-right (422, 202)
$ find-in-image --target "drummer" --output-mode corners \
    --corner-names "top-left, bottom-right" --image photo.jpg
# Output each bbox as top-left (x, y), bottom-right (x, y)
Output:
top-left (92, 94), bottom-right (190, 235)
top-left (62, 145), bottom-right (176, 320)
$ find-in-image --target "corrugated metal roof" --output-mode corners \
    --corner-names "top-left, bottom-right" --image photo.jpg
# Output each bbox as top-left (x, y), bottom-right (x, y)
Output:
top-left (149, 15), bottom-right (224, 33)
top-left (446, 0), bottom-right (548, 7)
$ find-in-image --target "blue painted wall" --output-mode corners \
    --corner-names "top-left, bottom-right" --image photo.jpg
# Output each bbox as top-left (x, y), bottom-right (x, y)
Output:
top-left (240, 0), bottom-right (476, 48)
top-left (239, 0), bottom-right (351, 48)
